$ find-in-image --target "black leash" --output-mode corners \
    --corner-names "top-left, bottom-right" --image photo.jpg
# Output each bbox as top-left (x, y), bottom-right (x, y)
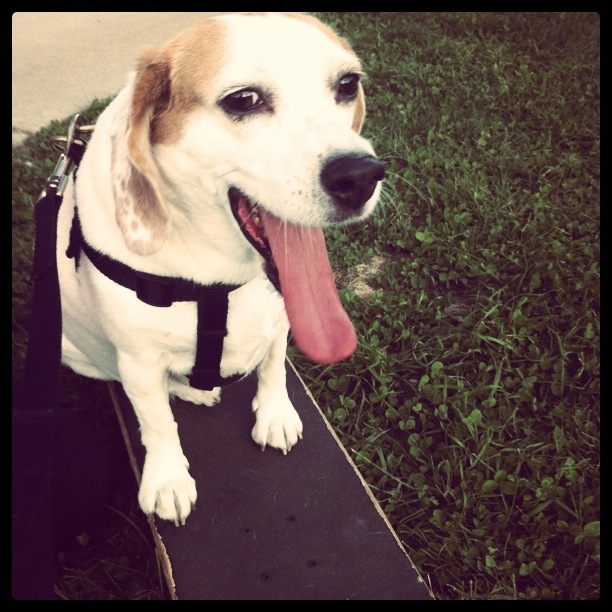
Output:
top-left (12, 116), bottom-right (88, 599)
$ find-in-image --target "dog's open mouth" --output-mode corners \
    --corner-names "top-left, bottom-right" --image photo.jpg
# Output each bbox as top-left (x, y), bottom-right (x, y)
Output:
top-left (229, 187), bottom-right (357, 364)
top-left (229, 187), bottom-right (279, 291)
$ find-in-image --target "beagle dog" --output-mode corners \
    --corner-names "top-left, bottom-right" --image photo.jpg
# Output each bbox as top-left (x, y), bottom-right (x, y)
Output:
top-left (57, 12), bottom-right (384, 525)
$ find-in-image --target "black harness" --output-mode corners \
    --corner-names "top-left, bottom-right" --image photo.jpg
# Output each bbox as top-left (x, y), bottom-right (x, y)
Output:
top-left (63, 126), bottom-right (246, 391)
top-left (66, 211), bottom-right (245, 390)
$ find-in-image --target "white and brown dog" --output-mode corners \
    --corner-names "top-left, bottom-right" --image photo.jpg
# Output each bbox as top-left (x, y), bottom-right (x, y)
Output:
top-left (57, 12), bottom-right (384, 525)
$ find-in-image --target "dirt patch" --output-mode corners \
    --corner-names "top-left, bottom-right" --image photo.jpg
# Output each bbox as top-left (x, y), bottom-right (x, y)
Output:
top-left (342, 253), bottom-right (385, 300)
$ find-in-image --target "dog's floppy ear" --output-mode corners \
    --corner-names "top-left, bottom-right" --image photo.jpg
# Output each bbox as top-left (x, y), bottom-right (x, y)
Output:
top-left (114, 47), bottom-right (172, 256)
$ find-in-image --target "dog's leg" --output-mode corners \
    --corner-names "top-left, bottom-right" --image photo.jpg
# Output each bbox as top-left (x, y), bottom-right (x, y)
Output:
top-left (168, 374), bottom-right (221, 406)
top-left (251, 317), bottom-right (303, 453)
top-left (117, 353), bottom-right (196, 525)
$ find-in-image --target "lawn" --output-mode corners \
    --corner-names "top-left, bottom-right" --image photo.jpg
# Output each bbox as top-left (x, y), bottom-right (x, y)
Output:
top-left (12, 12), bottom-right (599, 600)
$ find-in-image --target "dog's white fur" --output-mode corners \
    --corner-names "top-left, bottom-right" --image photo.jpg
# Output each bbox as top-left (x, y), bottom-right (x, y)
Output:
top-left (57, 12), bottom-right (381, 524)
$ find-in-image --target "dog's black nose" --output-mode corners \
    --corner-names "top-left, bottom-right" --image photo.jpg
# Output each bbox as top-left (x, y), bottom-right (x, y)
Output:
top-left (321, 153), bottom-right (385, 211)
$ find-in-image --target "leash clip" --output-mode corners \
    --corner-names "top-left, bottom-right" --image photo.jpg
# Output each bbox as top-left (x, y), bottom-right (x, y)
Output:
top-left (44, 115), bottom-right (94, 199)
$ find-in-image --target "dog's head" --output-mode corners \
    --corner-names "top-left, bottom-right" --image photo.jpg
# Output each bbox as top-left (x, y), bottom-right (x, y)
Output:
top-left (116, 12), bottom-right (385, 363)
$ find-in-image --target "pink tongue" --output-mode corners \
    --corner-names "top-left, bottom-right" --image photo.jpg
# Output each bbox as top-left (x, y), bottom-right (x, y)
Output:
top-left (260, 210), bottom-right (357, 364)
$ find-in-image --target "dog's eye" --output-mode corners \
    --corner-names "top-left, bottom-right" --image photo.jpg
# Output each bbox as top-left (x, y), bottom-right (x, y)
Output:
top-left (336, 73), bottom-right (360, 102)
top-left (220, 89), bottom-right (265, 116)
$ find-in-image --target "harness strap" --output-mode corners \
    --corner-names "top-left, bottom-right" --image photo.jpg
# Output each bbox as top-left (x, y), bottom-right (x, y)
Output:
top-left (67, 209), bottom-right (245, 390)
top-left (190, 286), bottom-right (233, 390)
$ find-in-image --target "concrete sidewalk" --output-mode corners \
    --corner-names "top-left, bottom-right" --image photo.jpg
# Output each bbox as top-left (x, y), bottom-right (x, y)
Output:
top-left (12, 12), bottom-right (226, 146)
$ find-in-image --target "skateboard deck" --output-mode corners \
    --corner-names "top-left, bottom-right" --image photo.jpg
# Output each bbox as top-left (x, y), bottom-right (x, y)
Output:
top-left (110, 361), bottom-right (432, 600)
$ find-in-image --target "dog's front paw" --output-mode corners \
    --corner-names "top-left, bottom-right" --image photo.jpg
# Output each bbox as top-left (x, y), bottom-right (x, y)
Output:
top-left (251, 395), bottom-right (303, 454)
top-left (138, 450), bottom-right (197, 526)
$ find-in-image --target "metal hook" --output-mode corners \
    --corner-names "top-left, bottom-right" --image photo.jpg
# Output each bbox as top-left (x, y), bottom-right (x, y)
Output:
top-left (39, 114), bottom-right (95, 201)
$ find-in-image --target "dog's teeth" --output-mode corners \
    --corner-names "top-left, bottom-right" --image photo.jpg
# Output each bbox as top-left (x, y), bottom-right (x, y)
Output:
top-left (252, 212), bottom-right (262, 226)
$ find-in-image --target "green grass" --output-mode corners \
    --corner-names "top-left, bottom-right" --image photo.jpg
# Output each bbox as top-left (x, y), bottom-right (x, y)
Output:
top-left (13, 12), bottom-right (599, 600)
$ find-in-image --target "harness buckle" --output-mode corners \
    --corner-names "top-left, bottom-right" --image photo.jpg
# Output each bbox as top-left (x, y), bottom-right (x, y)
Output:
top-left (134, 272), bottom-right (174, 307)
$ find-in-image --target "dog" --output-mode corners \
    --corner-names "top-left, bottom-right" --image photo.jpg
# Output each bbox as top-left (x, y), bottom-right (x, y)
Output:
top-left (57, 12), bottom-right (384, 525)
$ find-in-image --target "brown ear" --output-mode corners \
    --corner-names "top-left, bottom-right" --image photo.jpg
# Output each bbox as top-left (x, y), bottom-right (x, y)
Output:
top-left (352, 84), bottom-right (366, 134)
top-left (114, 47), bottom-right (172, 256)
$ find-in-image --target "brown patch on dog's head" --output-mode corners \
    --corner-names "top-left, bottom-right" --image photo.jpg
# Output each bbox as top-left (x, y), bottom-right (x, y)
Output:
top-left (149, 19), bottom-right (228, 145)
top-left (117, 18), bottom-right (228, 255)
